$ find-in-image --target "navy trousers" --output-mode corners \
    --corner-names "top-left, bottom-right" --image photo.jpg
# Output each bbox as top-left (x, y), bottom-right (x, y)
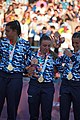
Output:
top-left (27, 80), bottom-right (54, 120)
top-left (0, 71), bottom-right (23, 120)
top-left (60, 79), bottom-right (80, 120)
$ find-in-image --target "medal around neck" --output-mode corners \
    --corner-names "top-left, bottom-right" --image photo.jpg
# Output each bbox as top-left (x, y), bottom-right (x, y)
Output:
top-left (67, 72), bottom-right (73, 80)
top-left (38, 74), bottom-right (44, 83)
top-left (7, 64), bottom-right (14, 71)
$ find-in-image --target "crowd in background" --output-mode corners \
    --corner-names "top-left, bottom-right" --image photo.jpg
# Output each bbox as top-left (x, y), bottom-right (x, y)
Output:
top-left (0, 1), bottom-right (80, 118)
top-left (0, 0), bottom-right (80, 53)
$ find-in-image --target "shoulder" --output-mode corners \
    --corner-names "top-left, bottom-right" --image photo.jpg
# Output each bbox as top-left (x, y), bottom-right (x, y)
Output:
top-left (0, 37), bottom-right (8, 41)
top-left (32, 51), bottom-right (37, 56)
top-left (19, 37), bottom-right (30, 46)
top-left (0, 37), bottom-right (9, 45)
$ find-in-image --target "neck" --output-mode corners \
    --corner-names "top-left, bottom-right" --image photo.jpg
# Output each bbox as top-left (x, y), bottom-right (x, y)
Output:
top-left (40, 50), bottom-right (46, 56)
top-left (10, 36), bottom-right (19, 45)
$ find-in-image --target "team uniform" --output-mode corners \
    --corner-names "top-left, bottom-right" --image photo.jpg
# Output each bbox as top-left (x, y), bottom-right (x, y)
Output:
top-left (56, 50), bottom-right (80, 120)
top-left (0, 37), bottom-right (31, 120)
top-left (27, 49), bottom-right (56, 120)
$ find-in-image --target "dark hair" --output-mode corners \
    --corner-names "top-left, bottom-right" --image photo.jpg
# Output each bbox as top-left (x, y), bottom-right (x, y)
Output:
top-left (50, 26), bottom-right (55, 29)
top-left (72, 31), bottom-right (80, 40)
top-left (42, 26), bottom-right (47, 30)
top-left (40, 3), bottom-right (44, 8)
top-left (6, 20), bottom-right (21, 36)
top-left (40, 34), bottom-right (51, 45)
top-left (75, 25), bottom-right (80, 32)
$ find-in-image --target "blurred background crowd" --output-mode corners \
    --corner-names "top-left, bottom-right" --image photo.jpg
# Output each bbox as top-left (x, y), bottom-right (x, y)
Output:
top-left (0, 0), bottom-right (80, 53)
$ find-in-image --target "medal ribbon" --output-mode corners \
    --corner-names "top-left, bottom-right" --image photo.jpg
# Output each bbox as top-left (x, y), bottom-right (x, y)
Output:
top-left (9, 45), bottom-right (15, 64)
top-left (41, 56), bottom-right (48, 74)
top-left (69, 62), bottom-right (73, 72)
top-left (9, 37), bottom-right (19, 64)
top-left (37, 49), bottom-right (49, 75)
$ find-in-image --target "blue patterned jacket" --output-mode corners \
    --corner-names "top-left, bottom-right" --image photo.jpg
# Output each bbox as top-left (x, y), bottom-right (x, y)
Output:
top-left (0, 37), bottom-right (31, 73)
top-left (56, 50), bottom-right (80, 81)
top-left (28, 50), bottom-right (56, 82)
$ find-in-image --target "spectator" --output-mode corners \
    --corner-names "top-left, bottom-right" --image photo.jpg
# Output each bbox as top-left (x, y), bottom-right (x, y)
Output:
top-left (20, 18), bottom-right (29, 40)
top-left (75, 25), bottom-right (80, 32)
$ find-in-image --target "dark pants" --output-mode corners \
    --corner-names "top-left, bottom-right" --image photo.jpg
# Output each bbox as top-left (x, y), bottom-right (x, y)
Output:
top-left (60, 79), bottom-right (80, 120)
top-left (27, 80), bottom-right (54, 120)
top-left (0, 71), bottom-right (23, 120)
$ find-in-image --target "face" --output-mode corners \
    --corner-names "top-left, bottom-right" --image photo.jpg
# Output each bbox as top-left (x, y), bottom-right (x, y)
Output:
top-left (42, 29), bottom-right (47, 34)
top-left (40, 40), bottom-right (51, 55)
top-left (72, 38), bottom-right (80, 52)
top-left (5, 26), bottom-right (16, 40)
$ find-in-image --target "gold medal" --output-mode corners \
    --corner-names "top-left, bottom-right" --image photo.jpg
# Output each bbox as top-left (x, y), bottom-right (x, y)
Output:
top-left (7, 64), bottom-right (14, 71)
top-left (38, 75), bottom-right (44, 83)
top-left (67, 72), bottom-right (73, 80)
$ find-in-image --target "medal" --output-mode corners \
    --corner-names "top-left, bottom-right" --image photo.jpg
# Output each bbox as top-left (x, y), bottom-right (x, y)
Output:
top-left (7, 64), bottom-right (14, 71)
top-left (67, 72), bottom-right (73, 80)
top-left (31, 58), bottom-right (38, 65)
top-left (38, 75), bottom-right (44, 83)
